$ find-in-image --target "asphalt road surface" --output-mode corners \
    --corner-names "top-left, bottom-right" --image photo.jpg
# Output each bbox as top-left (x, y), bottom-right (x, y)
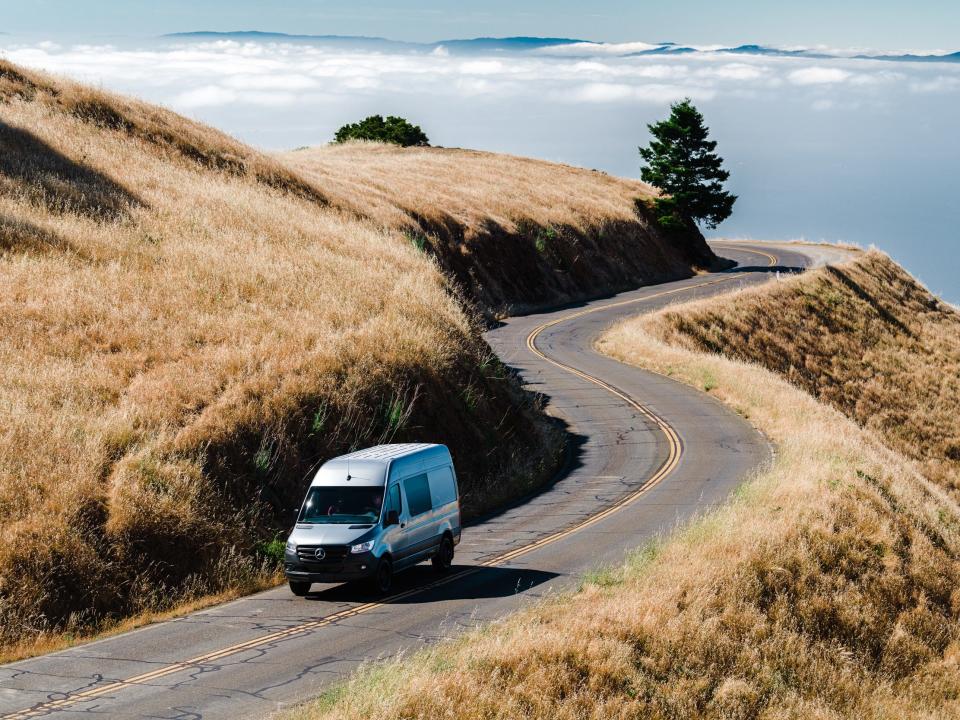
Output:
top-left (0, 241), bottom-right (852, 719)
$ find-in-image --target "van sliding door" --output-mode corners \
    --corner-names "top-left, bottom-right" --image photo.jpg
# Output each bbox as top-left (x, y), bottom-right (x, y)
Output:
top-left (400, 473), bottom-right (436, 563)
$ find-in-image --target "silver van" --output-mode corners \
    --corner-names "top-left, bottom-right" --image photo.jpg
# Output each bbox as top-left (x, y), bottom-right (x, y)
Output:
top-left (284, 444), bottom-right (461, 595)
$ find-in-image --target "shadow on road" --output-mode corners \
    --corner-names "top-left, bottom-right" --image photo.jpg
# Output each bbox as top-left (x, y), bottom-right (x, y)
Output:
top-left (719, 262), bottom-right (804, 274)
top-left (303, 564), bottom-right (561, 604)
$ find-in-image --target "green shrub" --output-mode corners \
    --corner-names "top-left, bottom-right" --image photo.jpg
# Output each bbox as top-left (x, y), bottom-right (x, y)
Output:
top-left (334, 115), bottom-right (429, 147)
top-left (404, 231), bottom-right (428, 252)
top-left (255, 537), bottom-right (286, 564)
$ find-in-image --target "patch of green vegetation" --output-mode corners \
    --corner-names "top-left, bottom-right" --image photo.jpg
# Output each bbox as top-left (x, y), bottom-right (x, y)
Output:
top-left (405, 230), bottom-right (429, 252)
top-left (729, 480), bottom-right (760, 504)
top-left (385, 394), bottom-right (409, 434)
top-left (427, 655), bottom-right (455, 673)
top-left (460, 384), bottom-right (479, 413)
top-left (624, 539), bottom-right (663, 576)
top-left (533, 225), bottom-right (558, 254)
top-left (254, 445), bottom-right (272, 474)
top-left (702, 369), bottom-right (718, 392)
top-left (478, 352), bottom-right (507, 379)
top-left (255, 537), bottom-right (286, 564)
top-left (310, 401), bottom-right (329, 435)
top-left (308, 684), bottom-right (348, 713)
top-left (581, 565), bottom-right (623, 589)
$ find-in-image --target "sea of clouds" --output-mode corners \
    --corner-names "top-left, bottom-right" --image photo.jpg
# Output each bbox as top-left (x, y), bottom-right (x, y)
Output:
top-left (1, 38), bottom-right (958, 298)
top-left (3, 39), bottom-right (957, 117)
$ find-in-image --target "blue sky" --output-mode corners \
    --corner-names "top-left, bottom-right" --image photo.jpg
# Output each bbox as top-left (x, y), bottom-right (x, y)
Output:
top-left (2, 0), bottom-right (959, 51)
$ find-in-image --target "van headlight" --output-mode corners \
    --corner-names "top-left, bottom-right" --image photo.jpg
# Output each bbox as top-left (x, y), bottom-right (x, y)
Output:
top-left (285, 540), bottom-right (297, 553)
top-left (350, 540), bottom-right (374, 554)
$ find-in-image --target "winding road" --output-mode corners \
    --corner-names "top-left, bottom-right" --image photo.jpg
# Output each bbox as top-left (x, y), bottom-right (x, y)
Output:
top-left (0, 241), bottom-right (849, 719)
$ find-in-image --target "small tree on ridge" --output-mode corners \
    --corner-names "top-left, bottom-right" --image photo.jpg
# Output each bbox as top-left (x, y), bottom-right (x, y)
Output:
top-left (639, 99), bottom-right (736, 231)
top-left (334, 115), bottom-right (430, 147)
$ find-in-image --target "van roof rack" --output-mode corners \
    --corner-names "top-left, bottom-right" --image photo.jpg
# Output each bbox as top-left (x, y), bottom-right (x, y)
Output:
top-left (339, 443), bottom-right (438, 462)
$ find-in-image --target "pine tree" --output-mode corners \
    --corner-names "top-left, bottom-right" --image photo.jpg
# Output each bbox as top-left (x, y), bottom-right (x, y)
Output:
top-left (639, 99), bottom-right (736, 230)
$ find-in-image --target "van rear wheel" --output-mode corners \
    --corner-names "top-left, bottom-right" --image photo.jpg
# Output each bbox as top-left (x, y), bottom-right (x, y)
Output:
top-left (371, 557), bottom-right (393, 595)
top-left (432, 535), bottom-right (454, 574)
top-left (289, 581), bottom-right (311, 596)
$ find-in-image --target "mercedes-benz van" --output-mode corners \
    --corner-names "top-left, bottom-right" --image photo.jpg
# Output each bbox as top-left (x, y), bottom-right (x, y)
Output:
top-left (284, 444), bottom-right (461, 595)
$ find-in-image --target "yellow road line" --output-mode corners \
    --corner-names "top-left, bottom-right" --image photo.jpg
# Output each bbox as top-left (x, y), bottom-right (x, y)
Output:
top-left (3, 246), bottom-right (778, 720)
top-left (711, 242), bottom-right (779, 267)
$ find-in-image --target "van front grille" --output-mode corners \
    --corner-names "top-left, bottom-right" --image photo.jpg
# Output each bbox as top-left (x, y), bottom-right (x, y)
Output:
top-left (296, 545), bottom-right (349, 564)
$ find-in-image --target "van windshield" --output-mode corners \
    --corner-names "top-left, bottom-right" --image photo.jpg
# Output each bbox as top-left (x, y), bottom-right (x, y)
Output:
top-left (298, 486), bottom-right (385, 525)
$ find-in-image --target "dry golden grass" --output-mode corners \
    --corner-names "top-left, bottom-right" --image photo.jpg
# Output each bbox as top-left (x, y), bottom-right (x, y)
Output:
top-left (0, 564), bottom-right (283, 666)
top-left (647, 252), bottom-right (960, 500)
top-left (0, 61), bottom-right (319, 202)
top-left (283, 142), bottom-right (657, 232)
top-left (289, 258), bottom-right (960, 720)
top-left (0, 62), bottom-right (599, 650)
top-left (0, 61), bottom-right (464, 644)
top-left (284, 143), bottom-right (718, 313)
top-left (0, 58), bottom-right (720, 653)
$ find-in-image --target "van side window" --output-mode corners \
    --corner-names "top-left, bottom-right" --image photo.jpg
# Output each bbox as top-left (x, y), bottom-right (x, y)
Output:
top-left (428, 466), bottom-right (457, 507)
top-left (385, 483), bottom-right (402, 516)
top-left (402, 473), bottom-right (432, 516)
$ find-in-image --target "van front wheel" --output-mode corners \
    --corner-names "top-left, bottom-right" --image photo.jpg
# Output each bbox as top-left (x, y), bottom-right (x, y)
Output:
top-left (289, 581), bottom-right (311, 596)
top-left (372, 557), bottom-right (393, 594)
top-left (432, 535), bottom-right (454, 574)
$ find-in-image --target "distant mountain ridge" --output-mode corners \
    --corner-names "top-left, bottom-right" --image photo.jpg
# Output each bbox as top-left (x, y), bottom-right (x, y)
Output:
top-left (169, 30), bottom-right (395, 41)
top-left (164, 31), bottom-right (585, 55)
top-left (163, 32), bottom-right (960, 63)
top-left (861, 50), bottom-right (960, 63)
top-left (165, 30), bottom-right (421, 50)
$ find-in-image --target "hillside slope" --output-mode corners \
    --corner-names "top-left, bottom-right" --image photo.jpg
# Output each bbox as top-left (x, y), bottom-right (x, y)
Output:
top-left (648, 252), bottom-right (960, 500)
top-left (282, 143), bottom-right (719, 314)
top-left (291, 254), bottom-right (960, 720)
top-left (0, 61), bottom-right (713, 654)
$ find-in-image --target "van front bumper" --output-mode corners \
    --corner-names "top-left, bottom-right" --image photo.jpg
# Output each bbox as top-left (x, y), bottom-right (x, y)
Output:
top-left (284, 552), bottom-right (376, 583)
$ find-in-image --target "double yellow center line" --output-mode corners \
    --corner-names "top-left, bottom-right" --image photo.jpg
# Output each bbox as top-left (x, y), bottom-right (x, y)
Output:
top-left (3, 245), bottom-right (778, 719)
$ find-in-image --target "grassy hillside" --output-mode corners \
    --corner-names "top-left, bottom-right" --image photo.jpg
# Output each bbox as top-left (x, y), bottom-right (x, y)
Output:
top-left (0, 61), bottom-right (712, 655)
top-left (291, 255), bottom-right (960, 719)
top-left (649, 252), bottom-right (960, 501)
top-left (283, 143), bottom-right (719, 315)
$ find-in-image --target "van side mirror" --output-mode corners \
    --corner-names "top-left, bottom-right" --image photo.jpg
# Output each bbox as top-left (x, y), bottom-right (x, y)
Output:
top-left (385, 510), bottom-right (399, 527)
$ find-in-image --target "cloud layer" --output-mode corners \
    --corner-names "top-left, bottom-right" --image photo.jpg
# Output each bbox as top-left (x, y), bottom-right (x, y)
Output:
top-left (0, 36), bottom-right (957, 302)
top-left (2, 38), bottom-right (956, 119)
